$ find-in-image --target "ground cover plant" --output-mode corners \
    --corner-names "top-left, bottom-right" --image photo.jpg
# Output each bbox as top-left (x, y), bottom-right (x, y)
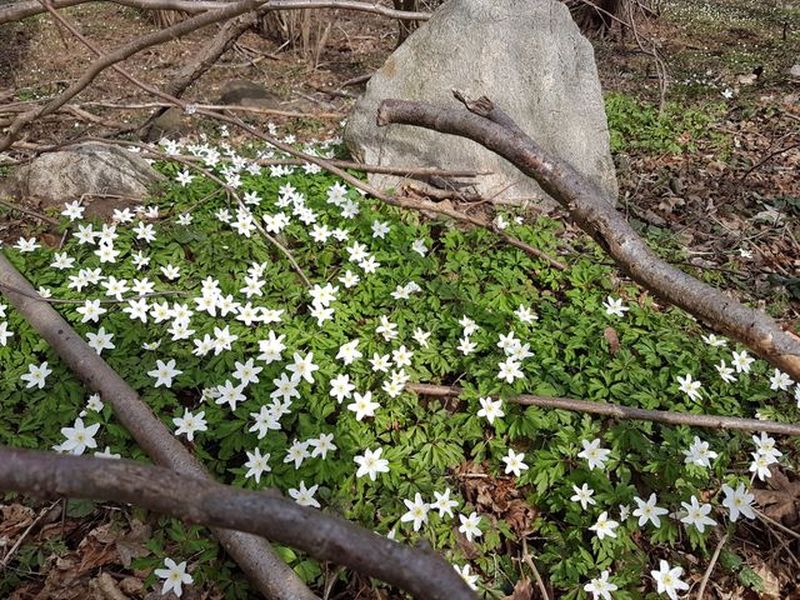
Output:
top-left (1, 129), bottom-right (799, 599)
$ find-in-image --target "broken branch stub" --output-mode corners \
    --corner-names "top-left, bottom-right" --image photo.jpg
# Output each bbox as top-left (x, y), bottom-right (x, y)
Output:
top-left (376, 95), bottom-right (800, 381)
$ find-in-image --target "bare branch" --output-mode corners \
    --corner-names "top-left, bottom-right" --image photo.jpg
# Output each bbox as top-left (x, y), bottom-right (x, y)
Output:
top-left (407, 383), bottom-right (800, 437)
top-left (377, 95), bottom-right (800, 381)
top-left (0, 253), bottom-right (316, 600)
top-left (0, 447), bottom-right (477, 600)
top-left (0, 0), bottom-right (431, 27)
top-left (0, 0), bottom-right (265, 151)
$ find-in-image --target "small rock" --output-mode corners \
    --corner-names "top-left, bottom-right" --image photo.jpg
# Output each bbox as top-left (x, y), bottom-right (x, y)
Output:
top-left (217, 79), bottom-right (281, 108)
top-left (789, 63), bottom-right (800, 78)
top-left (146, 107), bottom-right (190, 142)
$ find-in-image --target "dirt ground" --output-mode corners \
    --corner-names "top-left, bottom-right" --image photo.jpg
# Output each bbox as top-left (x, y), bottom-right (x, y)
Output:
top-left (0, 0), bottom-right (799, 598)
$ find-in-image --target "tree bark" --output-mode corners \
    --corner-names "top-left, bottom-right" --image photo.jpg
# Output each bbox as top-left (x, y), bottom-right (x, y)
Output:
top-left (0, 447), bottom-right (477, 600)
top-left (376, 94), bottom-right (800, 381)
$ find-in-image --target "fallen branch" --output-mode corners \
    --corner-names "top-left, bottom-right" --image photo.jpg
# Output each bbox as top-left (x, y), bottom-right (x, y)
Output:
top-left (0, 196), bottom-right (60, 226)
top-left (377, 93), bottom-right (800, 380)
top-left (0, 0), bottom-right (431, 26)
top-left (141, 10), bottom-right (260, 138)
top-left (0, 254), bottom-right (316, 600)
top-left (407, 383), bottom-right (800, 436)
top-left (0, 448), bottom-right (477, 600)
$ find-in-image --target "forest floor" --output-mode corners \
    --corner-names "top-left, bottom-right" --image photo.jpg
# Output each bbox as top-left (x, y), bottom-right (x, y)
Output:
top-left (0, 0), bottom-right (799, 598)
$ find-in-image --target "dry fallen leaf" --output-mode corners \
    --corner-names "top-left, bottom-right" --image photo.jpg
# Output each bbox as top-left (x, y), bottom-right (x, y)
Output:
top-left (603, 326), bottom-right (620, 355)
top-left (753, 467), bottom-right (800, 527)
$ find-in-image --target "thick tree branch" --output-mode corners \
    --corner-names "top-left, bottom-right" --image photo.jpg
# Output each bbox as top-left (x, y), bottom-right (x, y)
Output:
top-left (0, 253), bottom-right (316, 600)
top-left (0, 0), bottom-right (430, 27)
top-left (378, 95), bottom-right (800, 381)
top-left (407, 383), bottom-right (800, 437)
top-left (0, 448), bottom-right (476, 600)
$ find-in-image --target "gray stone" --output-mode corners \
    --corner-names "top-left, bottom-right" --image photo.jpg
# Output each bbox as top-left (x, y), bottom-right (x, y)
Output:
top-left (146, 107), bottom-right (190, 142)
top-left (11, 142), bottom-right (164, 206)
top-left (789, 63), bottom-right (800, 78)
top-left (217, 79), bottom-right (281, 108)
top-left (344, 0), bottom-right (618, 206)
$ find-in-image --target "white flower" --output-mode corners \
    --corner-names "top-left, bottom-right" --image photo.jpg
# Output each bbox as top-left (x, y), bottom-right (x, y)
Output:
top-left (376, 315), bottom-right (398, 340)
top-left (61, 200), bottom-right (85, 221)
top-left (392, 345), bottom-right (413, 368)
top-left (679, 495), bottom-right (716, 533)
top-left (458, 512), bottom-right (482, 542)
top-left (632, 493), bottom-right (668, 528)
top-left (731, 350), bottom-right (754, 373)
top-left (683, 436), bottom-right (718, 468)
top-left (721, 483), bottom-right (755, 522)
top-left (173, 410), bottom-right (207, 442)
top-left (59, 417), bottom-right (100, 455)
top-left (752, 432), bottom-right (782, 461)
top-left (0, 322), bottom-right (13, 347)
top-left (329, 373), bottom-right (356, 403)
top-left (570, 483), bottom-right (596, 510)
top-left (284, 439), bottom-right (311, 469)
top-left (431, 488), bottom-right (459, 518)
top-left (501, 448), bottom-right (529, 477)
top-left (336, 339), bottom-right (362, 365)
top-left (769, 369), bottom-right (793, 391)
top-left (651, 560), bottom-right (689, 600)
top-left (411, 239), bottom-right (428, 256)
top-left (454, 564), bottom-right (478, 591)
top-left (515, 305), bottom-right (538, 324)
top-left (354, 447), bottom-right (390, 481)
top-left (154, 558), bottom-right (193, 598)
top-left (76, 299), bottom-right (107, 324)
top-left (309, 433), bottom-right (337, 459)
top-left (289, 481), bottom-right (321, 508)
top-left (749, 451), bottom-right (777, 481)
top-left (147, 359), bottom-right (182, 388)
top-left (400, 493), bottom-right (429, 531)
top-left (347, 391), bottom-right (380, 421)
top-left (584, 570), bottom-right (618, 600)
top-left (715, 360), bottom-right (737, 383)
top-left (244, 448), bottom-right (271, 483)
top-left (676, 373), bottom-right (702, 402)
top-left (456, 336), bottom-right (477, 355)
top-left (412, 327), bottom-right (431, 348)
top-left (286, 352), bottom-right (319, 384)
top-left (21, 361), bottom-right (52, 389)
top-left (578, 438), bottom-right (611, 471)
top-left (233, 358), bottom-right (262, 387)
top-left (701, 333), bottom-right (727, 347)
top-left (86, 327), bottom-right (115, 355)
top-left (589, 511), bottom-right (619, 540)
top-left (603, 296), bottom-right (629, 317)
top-left (476, 397), bottom-right (504, 425)
top-left (497, 358), bottom-right (524, 383)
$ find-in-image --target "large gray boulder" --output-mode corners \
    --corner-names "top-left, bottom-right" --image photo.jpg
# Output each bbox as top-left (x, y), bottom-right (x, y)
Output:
top-left (11, 142), bottom-right (163, 206)
top-left (344, 0), bottom-right (618, 206)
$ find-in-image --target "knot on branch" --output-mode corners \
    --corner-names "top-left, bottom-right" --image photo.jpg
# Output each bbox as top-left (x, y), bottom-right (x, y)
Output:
top-left (452, 89), bottom-right (494, 117)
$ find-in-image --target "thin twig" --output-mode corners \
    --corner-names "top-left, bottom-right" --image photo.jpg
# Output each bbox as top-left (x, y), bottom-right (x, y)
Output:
top-left (755, 509), bottom-right (800, 540)
top-left (0, 500), bottom-right (60, 568)
top-left (407, 383), bottom-right (800, 436)
top-left (0, 282), bottom-right (190, 305)
top-left (0, 197), bottom-right (60, 226)
top-left (521, 538), bottom-right (551, 600)
top-left (696, 532), bottom-right (727, 600)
